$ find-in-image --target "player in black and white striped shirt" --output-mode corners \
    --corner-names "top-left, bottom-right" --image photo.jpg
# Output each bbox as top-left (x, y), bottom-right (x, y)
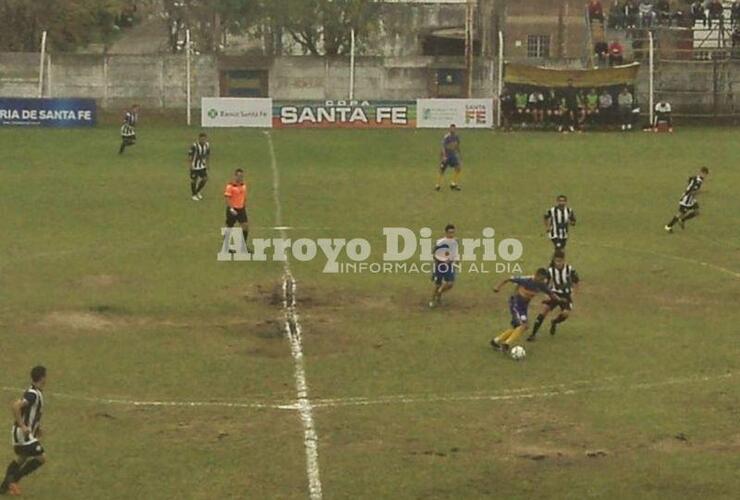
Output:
top-left (189, 132), bottom-right (211, 201)
top-left (118, 104), bottom-right (139, 154)
top-left (544, 195), bottom-right (576, 249)
top-left (665, 167), bottom-right (709, 233)
top-left (0, 366), bottom-right (47, 496)
top-left (528, 250), bottom-right (580, 341)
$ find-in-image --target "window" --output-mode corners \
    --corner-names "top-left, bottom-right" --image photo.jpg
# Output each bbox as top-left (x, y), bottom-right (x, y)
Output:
top-left (527, 35), bottom-right (550, 59)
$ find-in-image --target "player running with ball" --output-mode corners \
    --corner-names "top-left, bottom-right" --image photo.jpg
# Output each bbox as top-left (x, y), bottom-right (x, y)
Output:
top-left (490, 269), bottom-right (564, 354)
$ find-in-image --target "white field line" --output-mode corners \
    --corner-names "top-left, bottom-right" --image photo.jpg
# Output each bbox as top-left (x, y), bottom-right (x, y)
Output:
top-left (1, 372), bottom-right (733, 412)
top-left (310, 372), bottom-right (735, 409)
top-left (266, 131), bottom-right (323, 500)
top-left (589, 242), bottom-right (740, 279)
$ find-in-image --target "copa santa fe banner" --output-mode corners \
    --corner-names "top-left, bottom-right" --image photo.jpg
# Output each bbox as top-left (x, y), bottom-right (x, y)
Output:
top-left (0, 98), bottom-right (96, 127)
top-left (201, 98), bottom-right (494, 129)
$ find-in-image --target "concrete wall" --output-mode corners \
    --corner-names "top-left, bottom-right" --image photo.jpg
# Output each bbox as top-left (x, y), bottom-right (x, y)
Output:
top-left (0, 52), bottom-right (218, 109)
top-left (2, 51), bottom-right (736, 115)
top-left (1, 52), bottom-right (496, 105)
top-left (268, 56), bottom-right (495, 100)
top-left (636, 59), bottom-right (739, 116)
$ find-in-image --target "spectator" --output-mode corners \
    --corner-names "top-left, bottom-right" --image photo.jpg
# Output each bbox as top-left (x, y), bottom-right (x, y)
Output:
top-left (653, 98), bottom-right (673, 132)
top-left (588, 0), bottom-right (605, 24)
top-left (608, 0), bottom-right (625, 29)
top-left (691, 1), bottom-right (707, 27)
top-left (595, 40), bottom-right (609, 64)
top-left (625, 0), bottom-right (639, 28)
top-left (639, 1), bottom-right (656, 28)
top-left (708, 0), bottom-right (724, 28)
top-left (732, 27), bottom-right (740, 59)
top-left (617, 86), bottom-right (634, 130)
top-left (609, 39), bottom-right (625, 65)
top-left (733, 1), bottom-right (740, 29)
top-left (598, 89), bottom-right (614, 125)
top-left (656, 0), bottom-right (671, 25)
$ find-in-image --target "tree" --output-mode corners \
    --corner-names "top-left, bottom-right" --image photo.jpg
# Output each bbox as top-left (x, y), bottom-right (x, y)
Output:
top-left (163, 0), bottom-right (261, 53)
top-left (264, 0), bottom-right (380, 56)
top-left (0, 0), bottom-right (124, 52)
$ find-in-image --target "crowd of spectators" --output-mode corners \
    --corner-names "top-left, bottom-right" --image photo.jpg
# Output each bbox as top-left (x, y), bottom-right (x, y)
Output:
top-left (587, 1), bottom-right (740, 30)
top-left (499, 82), bottom-right (638, 132)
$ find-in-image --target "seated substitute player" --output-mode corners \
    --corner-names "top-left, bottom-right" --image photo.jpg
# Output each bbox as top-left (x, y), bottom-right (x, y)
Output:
top-left (653, 99), bottom-right (673, 132)
top-left (527, 249), bottom-right (580, 341)
top-left (544, 195), bottom-right (577, 249)
top-left (189, 132), bottom-right (211, 200)
top-left (118, 103), bottom-right (139, 154)
top-left (435, 124), bottom-right (463, 191)
top-left (0, 366), bottom-right (47, 497)
top-left (490, 269), bottom-right (564, 353)
top-left (665, 167), bottom-right (709, 233)
top-left (224, 168), bottom-right (252, 252)
top-left (527, 89), bottom-right (545, 125)
top-left (429, 224), bottom-right (459, 308)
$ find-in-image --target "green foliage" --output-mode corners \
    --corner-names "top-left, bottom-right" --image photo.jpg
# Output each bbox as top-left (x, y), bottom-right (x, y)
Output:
top-left (0, 0), bottom-right (124, 51)
top-left (264, 0), bottom-right (380, 55)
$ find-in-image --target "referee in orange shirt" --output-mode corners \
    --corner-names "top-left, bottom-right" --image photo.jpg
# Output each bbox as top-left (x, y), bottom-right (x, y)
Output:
top-left (224, 168), bottom-right (251, 251)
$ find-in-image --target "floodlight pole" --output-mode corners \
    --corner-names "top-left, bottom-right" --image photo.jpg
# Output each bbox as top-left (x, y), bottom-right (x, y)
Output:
top-left (497, 31), bottom-right (504, 128)
top-left (648, 31), bottom-right (654, 127)
top-left (38, 31), bottom-right (47, 98)
top-left (349, 28), bottom-right (356, 100)
top-left (186, 29), bottom-right (192, 126)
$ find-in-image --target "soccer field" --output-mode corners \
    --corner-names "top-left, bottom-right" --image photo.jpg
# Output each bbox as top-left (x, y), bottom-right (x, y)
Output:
top-left (1, 125), bottom-right (739, 499)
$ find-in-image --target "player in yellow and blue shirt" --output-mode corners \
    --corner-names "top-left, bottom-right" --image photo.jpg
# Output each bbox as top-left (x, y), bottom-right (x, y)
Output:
top-left (429, 224), bottom-right (458, 308)
top-left (490, 269), bottom-right (564, 353)
top-left (435, 124), bottom-right (462, 191)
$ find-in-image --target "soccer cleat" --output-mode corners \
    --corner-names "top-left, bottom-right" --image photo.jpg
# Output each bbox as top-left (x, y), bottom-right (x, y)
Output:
top-left (191, 195), bottom-right (199, 201)
top-left (434, 185), bottom-right (441, 192)
top-left (526, 334), bottom-right (537, 342)
top-left (7, 483), bottom-right (20, 496)
top-left (490, 339), bottom-right (502, 351)
top-left (428, 300), bottom-right (436, 309)
top-left (549, 323), bottom-right (557, 336)
top-left (664, 225), bottom-right (673, 233)
top-left (196, 193), bottom-right (204, 200)
top-left (450, 184), bottom-right (462, 191)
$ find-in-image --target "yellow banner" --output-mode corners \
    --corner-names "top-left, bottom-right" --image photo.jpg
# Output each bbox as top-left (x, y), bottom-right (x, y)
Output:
top-left (504, 63), bottom-right (640, 88)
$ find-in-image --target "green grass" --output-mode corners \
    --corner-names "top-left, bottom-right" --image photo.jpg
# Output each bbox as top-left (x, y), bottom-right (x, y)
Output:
top-left (0, 126), bottom-right (738, 499)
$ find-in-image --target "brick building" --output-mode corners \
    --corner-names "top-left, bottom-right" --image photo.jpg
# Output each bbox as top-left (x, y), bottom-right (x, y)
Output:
top-left (496, 0), bottom-right (589, 62)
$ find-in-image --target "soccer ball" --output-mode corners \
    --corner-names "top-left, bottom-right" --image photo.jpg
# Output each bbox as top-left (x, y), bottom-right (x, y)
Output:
top-left (510, 345), bottom-right (526, 361)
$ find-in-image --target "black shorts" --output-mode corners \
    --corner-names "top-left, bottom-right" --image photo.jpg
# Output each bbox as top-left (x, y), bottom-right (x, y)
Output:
top-left (190, 168), bottom-right (208, 180)
top-left (679, 203), bottom-right (698, 214)
top-left (14, 441), bottom-right (44, 458)
top-left (226, 207), bottom-right (248, 227)
top-left (550, 238), bottom-right (568, 249)
top-left (544, 294), bottom-right (573, 311)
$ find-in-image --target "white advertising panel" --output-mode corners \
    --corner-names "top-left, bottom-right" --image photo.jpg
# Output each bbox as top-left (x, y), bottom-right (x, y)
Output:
top-left (201, 97), bottom-right (272, 128)
top-left (417, 99), bottom-right (494, 128)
